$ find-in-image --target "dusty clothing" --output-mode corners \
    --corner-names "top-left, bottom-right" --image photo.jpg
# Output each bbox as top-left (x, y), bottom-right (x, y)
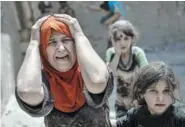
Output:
top-left (106, 46), bottom-right (148, 118)
top-left (117, 105), bottom-right (185, 127)
top-left (44, 103), bottom-right (110, 127)
top-left (15, 72), bottom-right (113, 127)
top-left (105, 46), bottom-right (148, 67)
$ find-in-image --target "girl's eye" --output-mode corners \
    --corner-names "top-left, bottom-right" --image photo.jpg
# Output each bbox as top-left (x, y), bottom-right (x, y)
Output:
top-left (149, 89), bottom-right (157, 93)
top-left (124, 37), bottom-right (129, 41)
top-left (164, 89), bottom-right (170, 93)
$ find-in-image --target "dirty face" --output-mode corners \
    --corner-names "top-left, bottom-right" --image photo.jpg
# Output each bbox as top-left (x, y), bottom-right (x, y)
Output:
top-left (143, 80), bottom-right (173, 115)
top-left (46, 30), bottom-right (76, 72)
top-left (111, 30), bottom-right (133, 53)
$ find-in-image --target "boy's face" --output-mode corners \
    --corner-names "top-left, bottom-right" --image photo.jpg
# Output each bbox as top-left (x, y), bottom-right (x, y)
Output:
top-left (143, 80), bottom-right (173, 115)
top-left (46, 31), bottom-right (76, 72)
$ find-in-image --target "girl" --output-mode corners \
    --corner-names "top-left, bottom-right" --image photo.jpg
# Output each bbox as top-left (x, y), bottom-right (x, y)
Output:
top-left (116, 61), bottom-right (185, 127)
top-left (15, 14), bottom-right (113, 127)
top-left (106, 20), bottom-right (148, 118)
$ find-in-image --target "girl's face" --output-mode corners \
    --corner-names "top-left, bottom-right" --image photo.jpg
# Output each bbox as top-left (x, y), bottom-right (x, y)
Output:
top-left (46, 31), bottom-right (76, 72)
top-left (112, 30), bottom-right (133, 54)
top-left (143, 80), bottom-right (173, 115)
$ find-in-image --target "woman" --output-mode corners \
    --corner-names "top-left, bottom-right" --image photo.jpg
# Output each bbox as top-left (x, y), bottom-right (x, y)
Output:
top-left (16, 14), bottom-right (113, 127)
top-left (106, 20), bottom-right (148, 118)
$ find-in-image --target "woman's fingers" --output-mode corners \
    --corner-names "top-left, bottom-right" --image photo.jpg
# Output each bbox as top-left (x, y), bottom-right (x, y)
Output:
top-left (54, 14), bottom-right (77, 26)
top-left (54, 14), bottom-right (84, 38)
top-left (55, 17), bottom-right (71, 24)
top-left (32, 15), bottom-right (51, 29)
top-left (30, 15), bottom-right (51, 42)
top-left (54, 14), bottom-right (72, 20)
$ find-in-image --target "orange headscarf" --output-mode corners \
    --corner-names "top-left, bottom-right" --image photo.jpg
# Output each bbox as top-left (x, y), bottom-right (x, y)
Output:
top-left (39, 16), bottom-right (85, 113)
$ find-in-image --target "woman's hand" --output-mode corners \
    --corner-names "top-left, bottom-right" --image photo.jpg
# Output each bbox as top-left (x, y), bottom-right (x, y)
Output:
top-left (54, 14), bottom-right (85, 39)
top-left (54, 14), bottom-right (109, 94)
top-left (30, 15), bottom-right (50, 43)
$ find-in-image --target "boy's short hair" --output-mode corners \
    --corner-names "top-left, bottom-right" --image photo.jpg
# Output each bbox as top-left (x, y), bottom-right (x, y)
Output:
top-left (100, 1), bottom-right (109, 11)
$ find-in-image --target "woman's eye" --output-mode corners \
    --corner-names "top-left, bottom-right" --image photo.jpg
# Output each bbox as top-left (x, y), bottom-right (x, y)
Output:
top-left (62, 39), bottom-right (72, 43)
top-left (49, 40), bottom-right (57, 45)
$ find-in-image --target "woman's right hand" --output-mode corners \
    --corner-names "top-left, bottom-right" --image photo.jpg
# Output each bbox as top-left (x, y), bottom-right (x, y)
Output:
top-left (30, 15), bottom-right (50, 43)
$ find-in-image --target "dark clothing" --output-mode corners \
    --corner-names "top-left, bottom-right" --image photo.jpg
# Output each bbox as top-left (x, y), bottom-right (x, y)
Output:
top-left (115, 103), bottom-right (128, 119)
top-left (38, 2), bottom-right (52, 14)
top-left (117, 105), bottom-right (185, 127)
top-left (58, 1), bottom-right (75, 17)
top-left (44, 103), bottom-right (110, 127)
top-left (15, 72), bottom-right (114, 127)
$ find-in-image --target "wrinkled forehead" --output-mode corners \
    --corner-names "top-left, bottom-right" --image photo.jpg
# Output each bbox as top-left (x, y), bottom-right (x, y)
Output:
top-left (50, 30), bottom-right (68, 40)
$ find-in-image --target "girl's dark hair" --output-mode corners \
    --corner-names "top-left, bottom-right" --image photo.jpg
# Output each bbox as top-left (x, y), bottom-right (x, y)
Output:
top-left (100, 1), bottom-right (109, 11)
top-left (109, 20), bottom-right (139, 45)
top-left (132, 61), bottom-right (180, 105)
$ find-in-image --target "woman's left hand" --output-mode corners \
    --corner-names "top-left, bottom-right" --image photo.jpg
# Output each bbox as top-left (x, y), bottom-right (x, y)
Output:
top-left (54, 14), bottom-right (84, 39)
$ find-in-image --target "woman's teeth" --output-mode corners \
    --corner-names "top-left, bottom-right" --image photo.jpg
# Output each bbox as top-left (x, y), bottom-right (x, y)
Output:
top-left (56, 55), bottom-right (69, 61)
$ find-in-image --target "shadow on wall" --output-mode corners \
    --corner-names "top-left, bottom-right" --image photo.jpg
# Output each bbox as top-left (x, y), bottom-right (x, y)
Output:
top-left (1, 1), bottom-right (23, 115)
top-left (1, 34), bottom-right (16, 116)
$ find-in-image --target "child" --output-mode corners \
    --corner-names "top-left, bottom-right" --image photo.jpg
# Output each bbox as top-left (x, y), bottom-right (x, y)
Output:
top-left (106, 20), bottom-right (148, 118)
top-left (116, 61), bottom-right (185, 127)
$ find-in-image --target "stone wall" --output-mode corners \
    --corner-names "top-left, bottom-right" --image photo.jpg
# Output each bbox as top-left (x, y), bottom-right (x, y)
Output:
top-left (25, 1), bottom-right (185, 58)
top-left (1, 1), bottom-right (23, 115)
top-left (68, 1), bottom-right (185, 58)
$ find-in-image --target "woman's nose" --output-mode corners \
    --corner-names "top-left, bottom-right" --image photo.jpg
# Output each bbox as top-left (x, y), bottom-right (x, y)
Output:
top-left (57, 42), bottom-right (65, 52)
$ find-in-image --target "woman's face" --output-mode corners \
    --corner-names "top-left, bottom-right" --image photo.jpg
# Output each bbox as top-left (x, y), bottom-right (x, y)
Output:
top-left (111, 30), bottom-right (133, 53)
top-left (143, 80), bottom-right (173, 115)
top-left (46, 30), bottom-right (76, 72)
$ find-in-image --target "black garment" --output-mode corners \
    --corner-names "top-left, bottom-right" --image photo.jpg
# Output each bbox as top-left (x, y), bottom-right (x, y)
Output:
top-left (115, 103), bottom-right (128, 118)
top-left (15, 72), bottom-right (114, 127)
top-left (100, 1), bottom-right (109, 11)
top-left (117, 105), bottom-right (185, 127)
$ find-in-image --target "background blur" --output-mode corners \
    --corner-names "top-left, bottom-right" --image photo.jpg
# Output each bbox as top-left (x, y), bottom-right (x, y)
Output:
top-left (1, 1), bottom-right (185, 127)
